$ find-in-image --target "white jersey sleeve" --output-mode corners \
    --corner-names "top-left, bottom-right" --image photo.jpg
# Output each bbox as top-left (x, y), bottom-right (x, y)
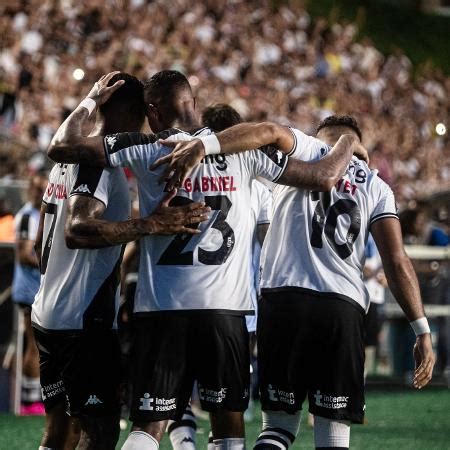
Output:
top-left (289, 127), bottom-right (331, 161)
top-left (369, 176), bottom-right (398, 227)
top-left (240, 147), bottom-right (288, 183)
top-left (103, 129), bottom-right (193, 176)
top-left (69, 165), bottom-right (113, 207)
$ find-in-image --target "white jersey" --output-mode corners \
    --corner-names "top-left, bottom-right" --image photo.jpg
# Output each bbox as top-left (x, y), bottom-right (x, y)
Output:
top-left (260, 128), bottom-right (398, 312)
top-left (246, 180), bottom-right (272, 332)
top-left (103, 128), bottom-right (287, 314)
top-left (12, 202), bottom-right (41, 305)
top-left (32, 163), bottom-right (130, 330)
top-left (364, 234), bottom-right (385, 305)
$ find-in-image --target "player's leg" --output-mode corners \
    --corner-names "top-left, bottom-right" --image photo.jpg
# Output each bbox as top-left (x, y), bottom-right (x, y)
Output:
top-left (21, 306), bottom-right (43, 413)
top-left (33, 326), bottom-right (73, 449)
top-left (167, 404), bottom-right (197, 450)
top-left (306, 297), bottom-right (365, 450)
top-left (254, 293), bottom-right (305, 450)
top-left (61, 329), bottom-right (123, 450)
top-left (313, 416), bottom-right (350, 450)
top-left (195, 314), bottom-right (250, 450)
top-left (122, 315), bottom-right (191, 450)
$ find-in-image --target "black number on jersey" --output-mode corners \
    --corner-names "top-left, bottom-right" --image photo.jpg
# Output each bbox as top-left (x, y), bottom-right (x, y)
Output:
top-left (310, 192), bottom-right (361, 259)
top-left (40, 202), bottom-right (58, 274)
top-left (157, 195), bottom-right (235, 265)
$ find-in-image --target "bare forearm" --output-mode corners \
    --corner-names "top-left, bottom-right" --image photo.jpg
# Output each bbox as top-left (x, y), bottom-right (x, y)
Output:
top-left (216, 122), bottom-right (287, 153)
top-left (278, 134), bottom-right (355, 190)
top-left (383, 254), bottom-right (425, 321)
top-left (66, 218), bottom-right (151, 249)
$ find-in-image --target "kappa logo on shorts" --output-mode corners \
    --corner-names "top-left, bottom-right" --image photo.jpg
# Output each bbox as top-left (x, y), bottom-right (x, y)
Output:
top-left (73, 184), bottom-right (91, 194)
top-left (314, 390), bottom-right (349, 409)
top-left (85, 394), bottom-right (103, 406)
top-left (139, 393), bottom-right (176, 412)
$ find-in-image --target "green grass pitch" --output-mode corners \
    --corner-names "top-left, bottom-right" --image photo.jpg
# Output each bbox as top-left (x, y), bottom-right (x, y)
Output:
top-left (0, 389), bottom-right (449, 449)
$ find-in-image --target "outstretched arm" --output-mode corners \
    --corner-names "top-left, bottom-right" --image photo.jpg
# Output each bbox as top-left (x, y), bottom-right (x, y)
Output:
top-left (47, 72), bottom-right (124, 166)
top-left (371, 218), bottom-right (435, 389)
top-left (154, 122), bottom-right (367, 191)
top-left (65, 190), bottom-right (210, 249)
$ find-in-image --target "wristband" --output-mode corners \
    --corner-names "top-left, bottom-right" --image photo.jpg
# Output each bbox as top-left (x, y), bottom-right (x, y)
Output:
top-left (78, 97), bottom-right (97, 116)
top-left (410, 317), bottom-right (431, 336)
top-left (199, 134), bottom-right (221, 155)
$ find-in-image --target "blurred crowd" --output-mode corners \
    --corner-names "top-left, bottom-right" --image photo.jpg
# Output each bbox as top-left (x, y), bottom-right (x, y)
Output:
top-left (0, 0), bottom-right (449, 206)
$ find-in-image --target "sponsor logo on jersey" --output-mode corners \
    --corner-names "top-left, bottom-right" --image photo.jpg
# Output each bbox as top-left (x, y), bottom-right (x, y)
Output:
top-left (73, 184), bottom-right (92, 194)
top-left (139, 393), bottom-right (176, 411)
top-left (267, 384), bottom-right (295, 405)
top-left (105, 134), bottom-right (118, 149)
top-left (314, 390), bottom-right (349, 409)
top-left (46, 183), bottom-right (67, 199)
top-left (198, 386), bottom-right (227, 404)
top-left (85, 394), bottom-right (103, 405)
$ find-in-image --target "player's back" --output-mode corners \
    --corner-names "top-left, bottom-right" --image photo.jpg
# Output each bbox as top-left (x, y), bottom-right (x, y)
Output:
top-left (32, 163), bottom-right (130, 331)
top-left (261, 129), bottom-right (398, 312)
top-left (104, 128), bottom-right (287, 315)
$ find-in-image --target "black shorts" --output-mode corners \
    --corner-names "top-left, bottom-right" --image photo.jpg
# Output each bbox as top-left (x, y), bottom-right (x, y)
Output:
top-left (364, 303), bottom-right (383, 347)
top-left (33, 325), bottom-right (122, 417)
top-left (258, 290), bottom-right (365, 424)
top-left (129, 313), bottom-right (250, 423)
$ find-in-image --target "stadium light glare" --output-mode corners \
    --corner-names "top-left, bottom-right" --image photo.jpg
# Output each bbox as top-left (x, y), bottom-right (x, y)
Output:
top-left (73, 68), bottom-right (85, 81)
top-left (435, 123), bottom-right (446, 136)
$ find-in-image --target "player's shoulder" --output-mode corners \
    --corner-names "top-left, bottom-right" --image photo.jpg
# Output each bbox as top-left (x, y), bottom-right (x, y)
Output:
top-left (289, 127), bottom-right (330, 161)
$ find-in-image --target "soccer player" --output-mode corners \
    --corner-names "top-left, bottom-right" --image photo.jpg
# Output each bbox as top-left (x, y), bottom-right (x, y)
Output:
top-left (11, 172), bottom-right (47, 415)
top-left (158, 115), bottom-right (436, 450)
top-left (47, 71), bottom-right (366, 450)
top-left (33, 72), bottom-right (210, 450)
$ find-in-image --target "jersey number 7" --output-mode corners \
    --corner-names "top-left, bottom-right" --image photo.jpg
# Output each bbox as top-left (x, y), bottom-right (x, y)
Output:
top-left (157, 195), bottom-right (235, 265)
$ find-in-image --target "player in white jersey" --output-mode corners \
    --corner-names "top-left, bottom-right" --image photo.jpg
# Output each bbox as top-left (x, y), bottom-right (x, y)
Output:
top-left (12, 173), bottom-right (47, 414)
top-left (34, 73), bottom-right (210, 450)
top-left (47, 71), bottom-right (365, 450)
top-left (158, 115), bottom-right (435, 450)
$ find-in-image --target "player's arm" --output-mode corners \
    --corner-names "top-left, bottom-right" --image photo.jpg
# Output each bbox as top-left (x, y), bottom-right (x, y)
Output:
top-left (371, 218), bottom-right (435, 389)
top-left (47, 72), bottom-right (124, 166)
top-left (65, 190), bottom-right (210, 249)
top-left (155, 122), bottom-right (367, 191)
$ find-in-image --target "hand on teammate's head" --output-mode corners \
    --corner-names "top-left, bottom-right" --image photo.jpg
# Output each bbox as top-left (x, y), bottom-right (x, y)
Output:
top-left (87, 71), bottom-right (125, 106)
top-left (352, 142), bottom-right (370, 165)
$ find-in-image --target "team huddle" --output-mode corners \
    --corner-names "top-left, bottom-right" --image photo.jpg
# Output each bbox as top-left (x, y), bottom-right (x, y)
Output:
top-left (30, 71), bottom-right (435, 450)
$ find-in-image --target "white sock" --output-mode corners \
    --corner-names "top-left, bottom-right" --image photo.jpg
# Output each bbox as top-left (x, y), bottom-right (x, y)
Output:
top-left (167, 406), bottom-right (197, 450)
top-left (313, 415), bottom-right (350, 448)
top-left (39, 447), bottom-right (55, 450)
top-left (121, 431), bottom-right (159, 450)
top-left (208, 431), bottom-right (214, 450)
top-left (214, 438), bottom-right (246, 450)
top-left (254, 410), bottom-right (301, 449)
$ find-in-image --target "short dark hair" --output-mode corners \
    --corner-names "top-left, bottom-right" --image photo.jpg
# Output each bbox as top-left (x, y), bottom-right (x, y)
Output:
top-left (202, 104), bottom-right (242, 132)
top-left (100, 72), bottom-right (145, 127)
top-left (316, 115), bottom-right (362, 141)
top-left (143, 70), bottom-right (192, 105)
